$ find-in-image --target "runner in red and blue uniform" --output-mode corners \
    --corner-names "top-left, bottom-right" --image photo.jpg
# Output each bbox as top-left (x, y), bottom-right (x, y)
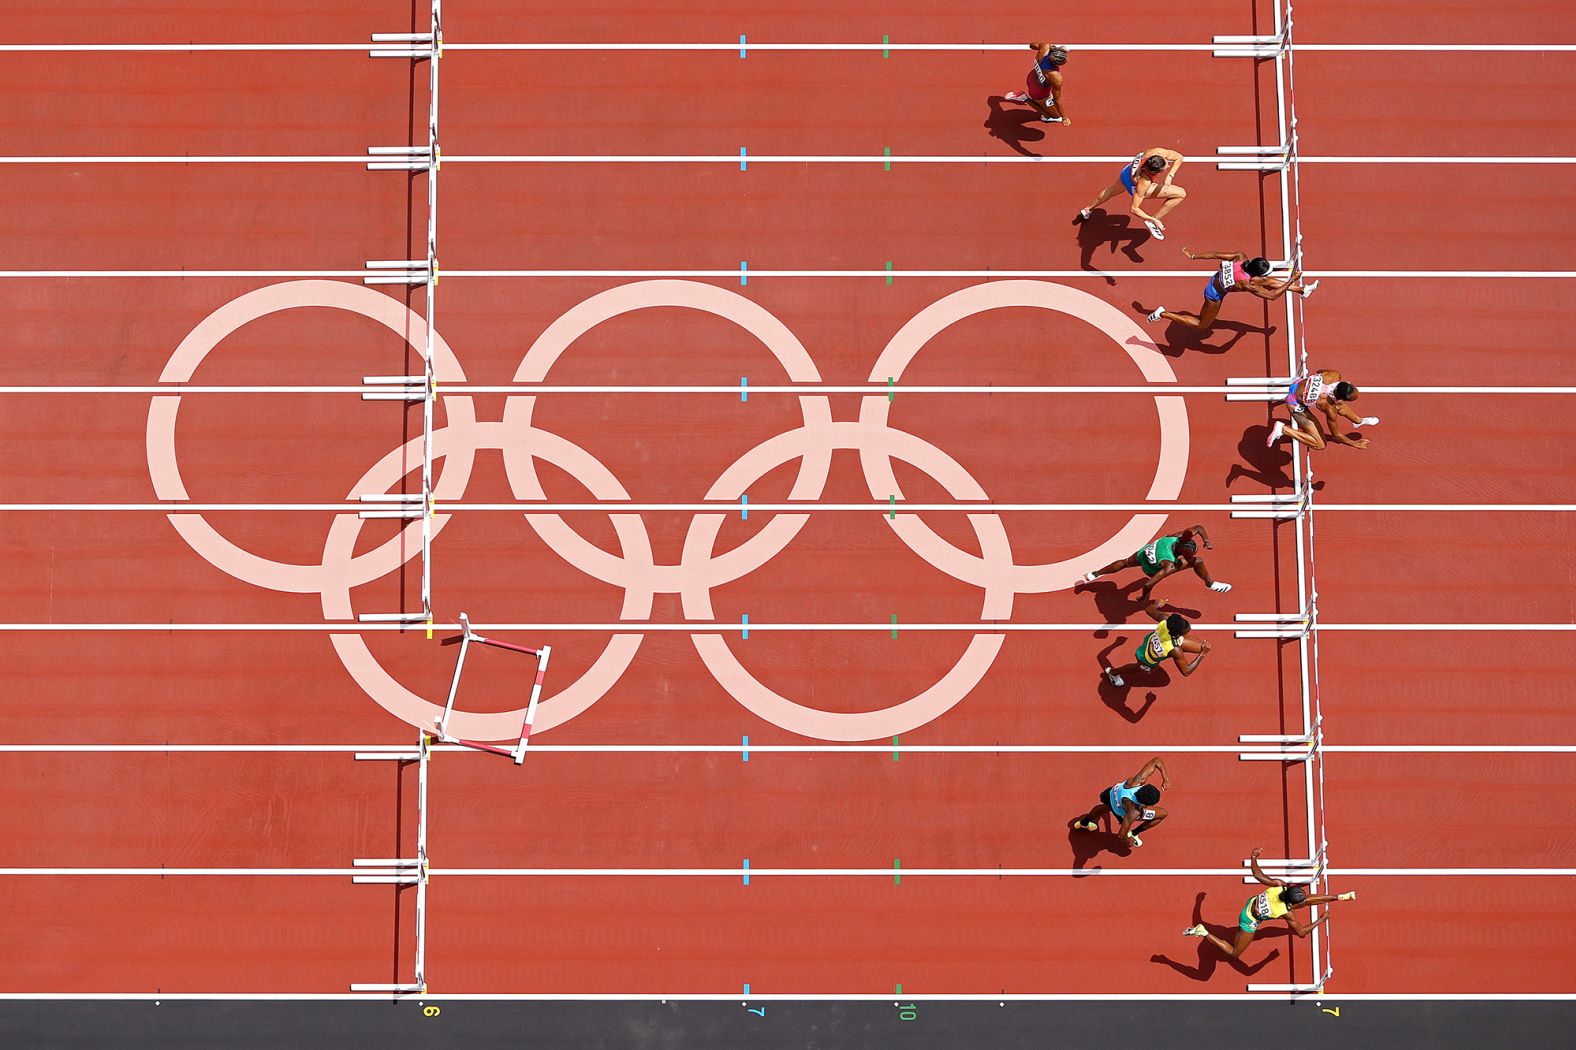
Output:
top-left (1075, 147), bottom-right (1187, 240)
top-left (1144, 247), bottom-right (1318, 329)
top-left (1003, 42), bottom-right (1071, 125)
top-left (1269, 369), bottom-right (1379, 451)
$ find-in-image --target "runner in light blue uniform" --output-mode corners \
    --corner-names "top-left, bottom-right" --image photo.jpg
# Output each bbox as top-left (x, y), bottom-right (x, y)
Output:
top-left (1071, 756), bottom-right (1171, 848)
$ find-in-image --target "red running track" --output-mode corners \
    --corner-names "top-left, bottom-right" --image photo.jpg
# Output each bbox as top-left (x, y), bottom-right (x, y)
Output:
top-left (3, 0), bottom-right (1575, 998)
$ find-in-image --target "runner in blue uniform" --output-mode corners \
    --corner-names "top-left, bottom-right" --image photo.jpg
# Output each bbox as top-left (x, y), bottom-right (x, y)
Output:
top-left (1071, 756), bottom-right (1171, 848)
top-left (1075, 147), bottom-right (1187, 239)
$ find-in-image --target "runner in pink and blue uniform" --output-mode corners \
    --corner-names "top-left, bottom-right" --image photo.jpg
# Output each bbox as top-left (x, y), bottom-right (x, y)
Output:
top-left (1145, 246), bottom-right (1318, 330)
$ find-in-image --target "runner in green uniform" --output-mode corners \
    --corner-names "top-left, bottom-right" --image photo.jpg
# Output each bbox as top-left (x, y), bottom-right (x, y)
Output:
top-left (1184, 847), bottom-right (1356, 960)
top-left (1103, 599), bottom-right (1211, 688)
top-left (1081, 525), bottom-right (1230, 596)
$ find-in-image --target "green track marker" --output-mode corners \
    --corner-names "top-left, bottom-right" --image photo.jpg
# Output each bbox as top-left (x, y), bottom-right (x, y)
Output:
top-left (883, 34), bottom-right (890, 59)
top-left (896, 984), bottom-right (903, 995)
top-left (884, 146), bottom-right (891, 172)
top-left (894, 858), bottom-right (901, 885)
top-left (888, 494), bottom-right (896, 520)
top-left (893, 735), bottom-right (900, 762)
top-left (891, 613), bottom-right (898, 639)
top-left (885, 261), bottom-right (893, 286)
top-left (887, 375), bottom-right (894, 400)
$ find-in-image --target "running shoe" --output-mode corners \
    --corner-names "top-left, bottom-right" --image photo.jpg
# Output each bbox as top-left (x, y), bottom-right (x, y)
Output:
top-left (1126, 834), bottom-right (1144, 848)
top-left (1073, 820), bottom-right (1097, 832)
top-left (1081, 571), bottom-right (1098, 584)
top-left (1144, 220), bottom-right (1166, 240)
top-left (1072, 208), bottom-right (1091, 225)
top-left (1301, 279), bottom-right (1320, 299)
top-left (1267, 420), bottom-right (1285, 447)
top-left (1184, 925), bottom-right (1208, 938)
top-left (1338, 891), bottom-right (1357, 901)
top-left (1040, 115), bottom-right (1063, 123)
top-left (1147, 306), bottom-right (1166, 323)
top-left (1004, 91), bottom-right (1028, 102)
top-left (1209, 581), bottom-right (1232, 593)
top-left (1104, 667), bottom-right (1125, 688)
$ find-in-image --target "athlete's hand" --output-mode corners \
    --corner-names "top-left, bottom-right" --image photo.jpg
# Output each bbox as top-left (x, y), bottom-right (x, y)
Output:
top-left (1350, 437), bottom-right (1371, 450)
top-left (1181, 247), bottom-right (1196, 260)
top-left (1252, 847), bottom-right (1264, 859)
top-left (1061, 115), bottom-right (1073, 126)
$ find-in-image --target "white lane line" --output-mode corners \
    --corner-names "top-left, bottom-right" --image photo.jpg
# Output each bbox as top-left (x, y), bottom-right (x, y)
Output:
top-left (0, 992), bottom-right (1569, 1002)
top-left (5, 744), bottom-right (1573, 755)
top-left (9, 154), bottom-right (1575, 165)
top-left (4, 866), bottom-right (1570, 877)
top-left (4, 385), bottom-right (1572, 394)
top-left (1, 503), bottom-right (1573, 513)
top-left (2, 268), bottom-right (1575, 279)
top-left (1, 622), bottom-right (1572, 632)
top-left (8, 41), bottom-right (1576, 54)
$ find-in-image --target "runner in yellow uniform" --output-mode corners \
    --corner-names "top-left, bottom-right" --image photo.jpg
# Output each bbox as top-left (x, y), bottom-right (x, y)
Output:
top-left (1184, 847), bottom-right (1357, 960)
top-left (1103, 599), bottom-right (1211, 688)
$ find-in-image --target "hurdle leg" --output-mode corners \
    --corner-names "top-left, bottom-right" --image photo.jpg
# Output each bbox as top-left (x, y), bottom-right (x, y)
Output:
top-left (437, 612), bottom-right (474, 740)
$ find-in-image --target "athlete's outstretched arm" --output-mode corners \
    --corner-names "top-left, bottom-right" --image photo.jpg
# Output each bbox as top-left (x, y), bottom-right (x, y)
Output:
top-left (1180, 248), bottom-right (1241, 262)
top-left (1141, 598), bottom-right (1168, 622)
top-left (1129, 756), bottom-right (1170, 788)
top-left (1174, 640), bottom-right (1210, 676)
top-left (1249, 847), bottom-right (1285, 887)
top-left (1187, 524), bottom-right (1214, 549)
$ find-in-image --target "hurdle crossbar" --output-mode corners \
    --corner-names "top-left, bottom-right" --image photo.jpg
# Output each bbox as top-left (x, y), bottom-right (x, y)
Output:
top-left (436, 612), bottom-right (551, 764)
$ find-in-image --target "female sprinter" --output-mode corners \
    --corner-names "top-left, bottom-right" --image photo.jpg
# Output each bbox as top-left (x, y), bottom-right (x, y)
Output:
top-left (1269, 369), bottom-right (1379, 451)
top-left (1003, 42), bottom-right (1071, 125)
top-left (1075, 147), bottom-right (1186, 240)
top-left (1185, 847), bottom-right (1356, 959)
top-left (1145, 246), bottom-right (1319, 329)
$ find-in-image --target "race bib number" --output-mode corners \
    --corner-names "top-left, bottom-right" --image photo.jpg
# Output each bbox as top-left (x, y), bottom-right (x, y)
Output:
top-left (1218, 261), bottom-right (1237, 290)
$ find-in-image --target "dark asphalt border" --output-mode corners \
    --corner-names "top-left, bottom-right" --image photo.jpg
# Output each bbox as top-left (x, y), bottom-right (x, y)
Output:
top-left (3, 999), bottom-right (1573, 1049)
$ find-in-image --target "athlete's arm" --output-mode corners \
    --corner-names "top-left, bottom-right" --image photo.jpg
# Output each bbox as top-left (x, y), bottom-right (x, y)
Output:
top-left (1321, 404), bottom-right (1369, 448)
top-left (1173, 640), bottom-right (1210, 676)
top-left (1246, 278), bottom-right (1294, 302)
top-left (1249, 847), bottom-right (1285, 887)
top-left (1160, 151), bottom-right (1184, 185)
top-left (1142, 598), bottom-right (1168, 622)
top-left (1180, 249), bottom-right (1238, 262)
top-left (1285, 910), bottom-right (1329, 937)
top-left (1029, 42), bottom-right (1051, 55)
top-left (1188, 524), bottom-right (1214, 549)
top-left (1129, 755), bottom-right (1170, 789)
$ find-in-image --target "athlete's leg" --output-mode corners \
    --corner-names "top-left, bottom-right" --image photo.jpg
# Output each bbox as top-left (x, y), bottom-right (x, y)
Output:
top-left (1158, 298), bottom-right (1223, 330)
top-left (1073, 800), bottom-right (1111, 831)
top-left (1082, 178), bottom-right (1128, 213)
top-left (1149, 184), bottom-right (1189, 221)
top-left (1085, 553), bottom-right (1141, 580)
top-left (1279, 413), bottom-right (1327, 450)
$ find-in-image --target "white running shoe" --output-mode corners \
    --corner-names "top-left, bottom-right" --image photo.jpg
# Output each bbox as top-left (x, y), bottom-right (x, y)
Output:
top-left (1339, 891), bottom-right (1357, 902)
top-left (1126, 834), bottom-right (1144, 848)
top-left (1040, 115), bottom-right (1063, 123)
top-left (1301, 279), bottom-right (1320, 299)
top-left (1210, 581), bottom-right (1232, 593)
top-left (1004, 91), bottom-right (1028, 102)
top-left (1147, 306), bottom-right (1166, 323)
top-left (1357, 416), bottom-right (1380, 427)
top-left (1081, 571), bottom-right (1098, 584)
top-left (1184, 925), bottom-right (1208, 938)
top-left (1144, 220), bottom-right (1166, 240)
top-left (1267, 420), bottom-right (1285, 447)
top-left (1104, 667), bottom-right (1125, 688)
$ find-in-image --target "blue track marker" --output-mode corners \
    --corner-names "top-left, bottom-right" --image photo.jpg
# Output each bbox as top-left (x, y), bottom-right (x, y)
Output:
top-left (741, 493), bottom-right (749, 520)
top-left (744, 982), bottom-right (751, 995)
top-left (742, 735), bottom-right (749, 762)
top-left (740, 375), bottom-right (748, 401)
top-left (740, 35), bottom-right (747, 58)
top-left (743, 859), bottom-right (751, 885)
top-left (742, 613), bottom-right (749, 640)
top-left (740, 260), bottom-right (748, 286)
top-left (740, 146), bottom-right (747, 171)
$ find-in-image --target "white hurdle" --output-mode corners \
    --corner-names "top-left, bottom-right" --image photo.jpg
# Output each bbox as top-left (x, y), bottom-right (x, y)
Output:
top-left (436, 612), bottom-right (552, 764)
top-left (350, 733), bottom-right (430, 994)
top-left (359, 0), bottom-right (443, 631)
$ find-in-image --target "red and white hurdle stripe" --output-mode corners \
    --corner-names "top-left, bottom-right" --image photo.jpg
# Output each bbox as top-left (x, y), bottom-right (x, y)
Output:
top-left (437, 612), bottom-right (551, 764)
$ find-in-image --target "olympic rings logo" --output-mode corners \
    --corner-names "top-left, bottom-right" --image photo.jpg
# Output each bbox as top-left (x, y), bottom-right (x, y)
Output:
top-left (146, 279), bottom-right (1188, 742)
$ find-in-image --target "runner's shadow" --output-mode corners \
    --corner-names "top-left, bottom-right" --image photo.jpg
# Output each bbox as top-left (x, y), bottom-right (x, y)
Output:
top-left (1075, 578), bottom-right (1147, 630)
top-left (1077, 209), bottom-right (1149, 284)
top-left (1226, 422), bottom-right (1296, 489)
top-left (1127, 302), bottom-right (1278, 357)
top-left (983, 97), bottom-right (1047, 157)
top-left (1150, 892), bottom-right (1283, 982)
top-left (1095, 637), bottom-right (1161, 722)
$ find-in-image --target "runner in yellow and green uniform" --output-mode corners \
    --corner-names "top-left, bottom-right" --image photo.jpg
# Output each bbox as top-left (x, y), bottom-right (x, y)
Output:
top-left (1183, 847), bottom-right (1357, 960)
top-left (1103, 599), bottom-right (1211, 688)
